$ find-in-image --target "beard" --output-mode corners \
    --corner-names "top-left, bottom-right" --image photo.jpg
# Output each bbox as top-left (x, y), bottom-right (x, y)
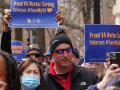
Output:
top-left (91, 69), bottom-right (102, 77)
top-left (97, 71), bottom-right (103, 77)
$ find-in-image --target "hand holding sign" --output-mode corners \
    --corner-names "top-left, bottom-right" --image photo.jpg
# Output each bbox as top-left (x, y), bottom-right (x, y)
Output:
top-left (4, 10), bottom-right (12, 32)
top-left (55, 11), bottom-right (64, 25)
top-left (9, 0), bottom-right (59, 28)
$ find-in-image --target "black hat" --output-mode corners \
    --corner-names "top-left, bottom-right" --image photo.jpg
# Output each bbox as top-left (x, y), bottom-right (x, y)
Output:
top-left (44, 53), bottom-right (52, 57)
top-left (73, 47), bottom-right (79, 58)
top-left (25, 44), bottom-right (43, 59)
top-left (50, 26), bottom-right (73, 55)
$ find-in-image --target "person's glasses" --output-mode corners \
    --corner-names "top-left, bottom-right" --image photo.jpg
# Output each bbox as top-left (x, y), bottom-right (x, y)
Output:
top-left (26, 53), bottom-right (41, 58)
top-left (0, 72), bottom-right (8, 78)
top-left (89, 63), bottom-right (100, 67)
top-left (54, 47), bottom-right (72, 54)
top-left (45, 58), bottom-right (52, 61)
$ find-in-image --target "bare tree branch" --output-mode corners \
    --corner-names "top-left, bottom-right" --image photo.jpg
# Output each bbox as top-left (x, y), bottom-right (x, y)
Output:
top-left (46, 28), bottom-right (52, 38)
top-left (0, 0), bottom-right (10, 9)
top-left (64, 20), bottom-right (84, 32)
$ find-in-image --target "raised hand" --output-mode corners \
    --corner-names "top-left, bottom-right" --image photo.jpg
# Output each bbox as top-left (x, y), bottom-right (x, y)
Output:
top-left (55, 11), bottom-right (64, 25)
top-left (3, 10), bottom-right (12, 32)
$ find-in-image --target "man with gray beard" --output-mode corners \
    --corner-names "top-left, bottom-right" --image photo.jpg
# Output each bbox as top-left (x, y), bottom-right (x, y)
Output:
top-left (84, 63), bottom-right (106, 80)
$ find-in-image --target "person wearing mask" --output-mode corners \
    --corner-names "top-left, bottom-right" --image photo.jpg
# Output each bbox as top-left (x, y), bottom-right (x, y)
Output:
top-left (43, 53), bottom-right (52, 64)
top-left (72, 47), bottom-right (79, 65)
top-left (43, 27), bottom-right (100, 90)
top-left (0, 50), bottom-right (20, 90)
top-left (19, 58), bottom-right (44, 90)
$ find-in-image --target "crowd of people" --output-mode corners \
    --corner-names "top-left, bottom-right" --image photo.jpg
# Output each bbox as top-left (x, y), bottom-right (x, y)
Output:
top-left (0, 10), bottom-right (120, 90)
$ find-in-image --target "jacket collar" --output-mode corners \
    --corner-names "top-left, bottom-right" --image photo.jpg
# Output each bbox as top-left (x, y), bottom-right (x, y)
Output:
top-left (45, 63), bottom-right (83, 85)
top-left (72, 63), bottom-right (82, 73)
top-left (46, 62), bottom-right (83, 75)
top-left (71, 63), bottom-right (82, 82)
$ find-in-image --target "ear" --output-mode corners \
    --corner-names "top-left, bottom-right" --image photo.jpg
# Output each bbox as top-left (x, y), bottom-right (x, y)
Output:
top-left (71, 58), bottom-right (73, 61)
top-left (77, 58), bottom-right (79, 65)
top-left (84, 63), bottom-right (86, 66)
top-left (20, 76), bottom-right (22, 83)
top-left (52, 55), bottom-right (54, 58)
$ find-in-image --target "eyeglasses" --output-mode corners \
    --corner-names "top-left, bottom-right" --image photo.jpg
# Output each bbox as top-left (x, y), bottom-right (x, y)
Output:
top-left (45, 58), bottom-right (52, 61)
top-left (54, 47), bottom-right (72, 54)
top-left (26, 53), bottom-right (41, 58)
top-left (89, 63), bottom-right (101, 67)
top-left (0, 72), bottom-right (8, 78)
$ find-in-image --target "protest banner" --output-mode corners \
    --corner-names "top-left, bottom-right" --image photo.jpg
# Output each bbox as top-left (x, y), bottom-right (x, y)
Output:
top-left (85, 24), bottom-right (120, 63)
top-left (11, 41), bottom-right (25, 62)
top-left (9, 0), bottom-right (58, 28)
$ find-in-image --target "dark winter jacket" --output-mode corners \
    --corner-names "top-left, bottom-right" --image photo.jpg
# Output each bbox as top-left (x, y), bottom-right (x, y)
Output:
top-left (1, 29), bottom-right (11, 54)
top-left (43, 63), bottom-right (100, 90)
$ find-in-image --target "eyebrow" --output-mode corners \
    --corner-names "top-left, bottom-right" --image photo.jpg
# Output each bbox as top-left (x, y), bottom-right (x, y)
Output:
top-left (26, 69), bottom-right (39, 71)
top-left (27, 53), bottom-right (41, 55)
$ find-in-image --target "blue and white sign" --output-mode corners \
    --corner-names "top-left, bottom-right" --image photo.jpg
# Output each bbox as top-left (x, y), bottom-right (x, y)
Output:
top-left (11, 41), bottom-right (25, 62)
top-left (9, 0), bottom-right (58, 28)
top-left (85, 24), bottom-right (120, 63)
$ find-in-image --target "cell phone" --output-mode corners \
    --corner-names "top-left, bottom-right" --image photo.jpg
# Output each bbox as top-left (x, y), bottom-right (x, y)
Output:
top-left (110, 52), bottom-right (120, 67)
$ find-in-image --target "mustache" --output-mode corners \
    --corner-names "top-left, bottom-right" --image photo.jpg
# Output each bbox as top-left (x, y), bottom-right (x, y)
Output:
top-left (91, 69), bottom-right (98, 73)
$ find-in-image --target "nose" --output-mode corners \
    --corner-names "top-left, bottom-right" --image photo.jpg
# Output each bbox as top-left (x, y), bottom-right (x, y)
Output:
top-left (29, 72), bottom-right (34, 76)
top-left (63, 50), bottom-right (67, 57)
top-left (31, 55), bottom-right (36, 59)
top-left (91, 64), bottom-right (96, 69)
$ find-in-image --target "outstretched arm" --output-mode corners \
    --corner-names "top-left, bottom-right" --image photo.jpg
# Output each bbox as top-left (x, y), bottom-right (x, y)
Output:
top-left (87, 64), bottom-right (120, 90)
top-left (1, 10), bottom-right (12, 54)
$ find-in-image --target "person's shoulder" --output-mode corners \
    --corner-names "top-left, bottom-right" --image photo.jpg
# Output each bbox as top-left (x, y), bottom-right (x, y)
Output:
top-left (76, 65), bottom-right (98, 76)
top-left (76, 65), bottom-right (94, 72)
top-left (43, 66), bottom-right (50, 76)
top-left (104, 76), bottom-right (120, 90)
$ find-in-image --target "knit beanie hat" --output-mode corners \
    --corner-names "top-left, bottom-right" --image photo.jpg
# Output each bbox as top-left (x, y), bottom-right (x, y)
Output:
top-left (25, 44), bottom-right (43, 59)
top-left (50, 26), bottom-right (73, 55)
top-left (73, 47), bottom-right (79, 58)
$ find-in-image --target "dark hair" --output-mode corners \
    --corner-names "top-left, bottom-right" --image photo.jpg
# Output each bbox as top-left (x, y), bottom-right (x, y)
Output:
top-left (18, 59), bottom-right (44, 90)
top-left (0, 50), bottom-right (20, 90)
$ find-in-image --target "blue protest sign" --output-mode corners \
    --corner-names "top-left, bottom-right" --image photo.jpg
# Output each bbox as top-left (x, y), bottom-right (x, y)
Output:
top-left (11, 41), bottom-right (25, 62)
top-left (9, 0), bottom-right (58, 28)
top-left (85, 24), bottom-right (120, 63)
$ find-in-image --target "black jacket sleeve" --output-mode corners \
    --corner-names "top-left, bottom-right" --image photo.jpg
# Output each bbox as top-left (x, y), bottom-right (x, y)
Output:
top-left (1, 29), bottom-right (11, 54)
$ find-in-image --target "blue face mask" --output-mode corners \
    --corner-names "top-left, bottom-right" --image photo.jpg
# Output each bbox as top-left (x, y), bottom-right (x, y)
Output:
top-left (21, 76), bottom-right (40, 90)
